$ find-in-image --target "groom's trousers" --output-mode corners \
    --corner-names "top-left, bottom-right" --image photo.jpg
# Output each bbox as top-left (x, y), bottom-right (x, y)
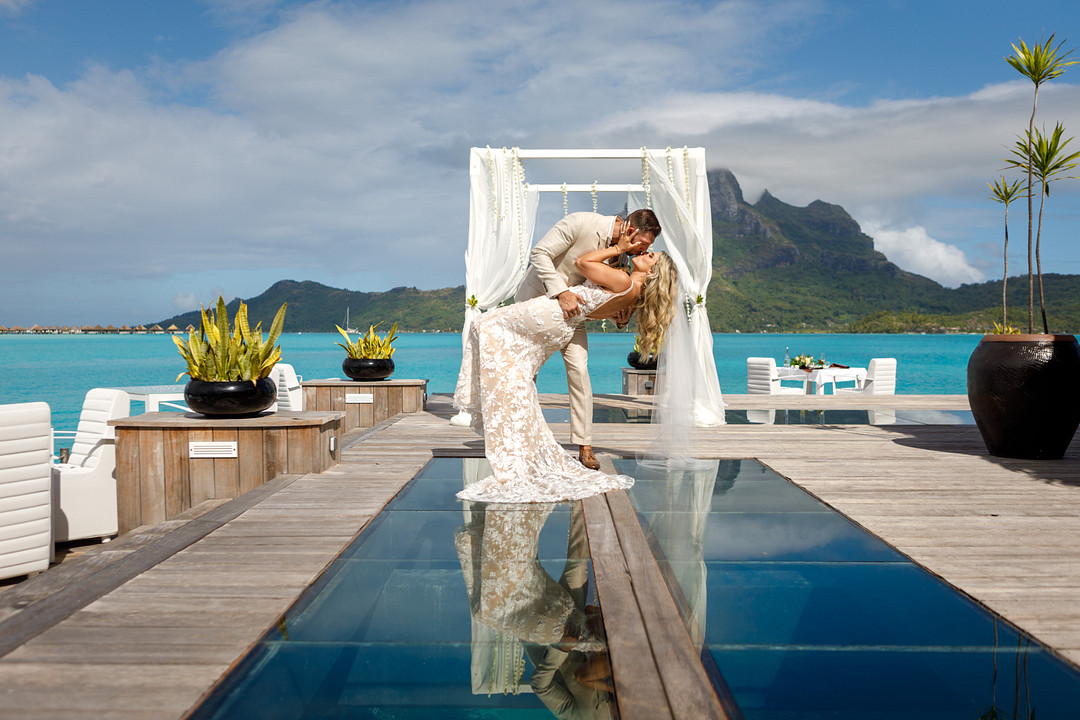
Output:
top-left (562, 324), bottom-right (592, 447)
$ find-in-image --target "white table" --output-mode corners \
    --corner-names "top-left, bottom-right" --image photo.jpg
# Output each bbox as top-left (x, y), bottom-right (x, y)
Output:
top-left (777, 366), bottom-right (867, 395)
top-left (114, 385), bottom-right (189, 412)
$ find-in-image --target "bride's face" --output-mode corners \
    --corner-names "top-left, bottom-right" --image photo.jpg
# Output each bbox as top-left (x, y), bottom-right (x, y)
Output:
top-left (632, 252), bottom-right (659, 274)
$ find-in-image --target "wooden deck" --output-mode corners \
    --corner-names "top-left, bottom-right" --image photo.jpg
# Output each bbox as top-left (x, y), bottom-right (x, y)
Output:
top-left (0, 392), bottom-right (1077, 719)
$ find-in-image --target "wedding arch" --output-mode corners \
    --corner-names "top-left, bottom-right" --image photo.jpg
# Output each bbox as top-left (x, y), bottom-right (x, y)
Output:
top-left (454, 147), bottom-right (724, 426)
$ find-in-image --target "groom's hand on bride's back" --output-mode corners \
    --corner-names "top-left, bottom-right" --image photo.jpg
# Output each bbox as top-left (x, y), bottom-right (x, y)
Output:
top-left (557, 291), bottom-right (583, 319)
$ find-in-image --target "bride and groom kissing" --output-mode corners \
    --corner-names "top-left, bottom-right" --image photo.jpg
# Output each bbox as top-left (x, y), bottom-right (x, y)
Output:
top-left (454, 208), bottom-right (678, 504)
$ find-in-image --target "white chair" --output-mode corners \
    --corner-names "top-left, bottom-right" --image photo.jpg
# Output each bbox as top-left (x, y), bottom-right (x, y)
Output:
top-left (747, 357), bottom-right (806, 395)
top-left (0, 401), bottom-right (53, 579)
top-left (51, 389), bottom-right (129, 543)
top-left (745, 409), bottom-right (776, 425)
top-left (274, 363), bottom-right (304, 411)
top-left (836, 358), bottom-right (897, 395)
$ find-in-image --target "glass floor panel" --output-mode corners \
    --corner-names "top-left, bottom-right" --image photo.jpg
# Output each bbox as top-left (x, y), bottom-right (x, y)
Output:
top-left (541, 407), bottom-right (975, 425)
top-left (617, 458), bottom-right (1080, 719)
top-left (190, 458), bottom-right (615, 720)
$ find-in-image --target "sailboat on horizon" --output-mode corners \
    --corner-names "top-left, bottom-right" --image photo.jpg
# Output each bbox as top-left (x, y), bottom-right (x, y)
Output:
top-left (343, 307), bottom-right (358, 334)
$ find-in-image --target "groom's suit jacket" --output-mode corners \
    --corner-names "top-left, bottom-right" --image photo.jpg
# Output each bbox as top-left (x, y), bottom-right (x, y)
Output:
top-left (514, 212), bottom-right (614, 303)
top-left (514, 212), bottom-right (614, 446)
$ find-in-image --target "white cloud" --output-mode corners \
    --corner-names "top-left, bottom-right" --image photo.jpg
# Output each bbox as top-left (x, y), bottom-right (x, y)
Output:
top-left (0, 0), bottom-right (36, 14)
top-left (171, 292), bottom-right (201, 312)
top-left (1, 0), bottom-right (1079, 324)
top-left (862, 222), bottom-right (984, 287)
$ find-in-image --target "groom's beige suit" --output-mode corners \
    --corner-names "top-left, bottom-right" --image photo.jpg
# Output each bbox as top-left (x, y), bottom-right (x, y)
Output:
top-left (515, 212), bottom-right (617, 446)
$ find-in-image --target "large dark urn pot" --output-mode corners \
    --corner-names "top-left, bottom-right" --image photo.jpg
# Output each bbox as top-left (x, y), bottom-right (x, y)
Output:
top-left (967, 334), bottom-right (1080, 459)
top-left (185, 377), bottom-right (277, 418)
top-left (342, 357), bottom-right (394, 381)
top-left (627, 351), bottom-right (658, 370)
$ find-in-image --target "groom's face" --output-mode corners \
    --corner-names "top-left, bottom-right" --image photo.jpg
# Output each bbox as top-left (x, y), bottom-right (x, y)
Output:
top-left (632, 231), bottom-right (657, 254)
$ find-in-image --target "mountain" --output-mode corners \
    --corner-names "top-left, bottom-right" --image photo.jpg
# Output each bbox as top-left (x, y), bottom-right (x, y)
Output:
top-left (158, 280), bottom-right (466, 334)
top-left (705, 169), bottom-right (1080, 332)
top-left (156, 169), bottom-right (1080, 334)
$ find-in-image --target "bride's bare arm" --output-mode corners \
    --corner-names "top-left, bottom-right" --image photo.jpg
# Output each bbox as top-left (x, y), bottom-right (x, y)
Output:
top-left (574, 245), bottom-right (632, 293)
top-left (574, 225), bottom-right (647, 292)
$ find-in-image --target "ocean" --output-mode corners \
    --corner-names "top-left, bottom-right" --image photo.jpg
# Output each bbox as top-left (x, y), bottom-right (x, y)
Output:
top-left (0, 331), bottom-right (980, 434)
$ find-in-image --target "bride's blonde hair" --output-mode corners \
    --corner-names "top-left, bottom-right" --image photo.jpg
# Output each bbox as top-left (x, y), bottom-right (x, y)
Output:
top-left (635, 253), bottom-right (679, 361)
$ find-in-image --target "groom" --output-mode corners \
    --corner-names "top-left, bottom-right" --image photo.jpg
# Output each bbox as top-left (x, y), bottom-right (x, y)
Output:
top-left (515, 209), bottom-right (661, 469)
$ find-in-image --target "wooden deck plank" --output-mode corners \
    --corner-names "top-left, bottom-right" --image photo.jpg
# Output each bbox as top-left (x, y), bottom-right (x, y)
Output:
top-left (1, 394), bottom-right (1079, 718)
top-left (581, 494), bottom-right (674, 720)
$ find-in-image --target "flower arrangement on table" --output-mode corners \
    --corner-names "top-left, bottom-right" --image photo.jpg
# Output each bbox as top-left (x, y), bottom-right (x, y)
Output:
top-left (788, 354), bottom-right (825, 370)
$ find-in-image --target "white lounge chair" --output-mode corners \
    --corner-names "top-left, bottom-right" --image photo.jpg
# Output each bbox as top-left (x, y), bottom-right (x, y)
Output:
top-left (747, 357), bottom-right (806, 395)
top-left (51, 389), bottom-right (129, 543)
top-left (275, 363), bottom-right (304, 411)
top-left (836, 358), bottom-right (897, 395)
top-left (0, 401), bottom-right (53, 579)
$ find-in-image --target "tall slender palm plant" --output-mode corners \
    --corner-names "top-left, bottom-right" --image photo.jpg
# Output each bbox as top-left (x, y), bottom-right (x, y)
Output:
top-left (988, 176), bottom-right (1023, 330)
top-left (1003, 33), bottom-right (1077, 333)
top-left (1006, 124), bottom-right (1080, 332)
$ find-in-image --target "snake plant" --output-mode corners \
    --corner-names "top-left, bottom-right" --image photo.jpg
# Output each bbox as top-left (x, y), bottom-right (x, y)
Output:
top-left (174, 296), bottom-right (287, 382)
top-left (336, 321), bottom-right (398, 359)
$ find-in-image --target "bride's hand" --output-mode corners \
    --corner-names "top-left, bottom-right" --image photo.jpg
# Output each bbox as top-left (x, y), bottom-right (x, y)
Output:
top-left (615, 225), bottom-right (639, 254)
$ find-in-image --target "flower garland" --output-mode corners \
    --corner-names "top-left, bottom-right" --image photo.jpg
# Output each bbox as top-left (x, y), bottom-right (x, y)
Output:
top-left (684, 145), bottom-right (691, 207)
top-left (640, 146), bottom-right (652, 208)
top-left (561, 182), bottom-right (568, 216)
top-left (591, 180), bottom-right (598, 212)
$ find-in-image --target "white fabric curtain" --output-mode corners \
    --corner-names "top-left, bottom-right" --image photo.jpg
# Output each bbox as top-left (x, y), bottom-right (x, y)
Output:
top-left (629, 147), bottom-right (725, 426)
top-left (452, 148), bottom-right (539, 426)
top-left (463, 147), bottom-right (539, 328)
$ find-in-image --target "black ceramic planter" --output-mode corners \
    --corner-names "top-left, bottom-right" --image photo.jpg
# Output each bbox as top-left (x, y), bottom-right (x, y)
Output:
top-left (627, 351), bottom-right (658, 370)
top-left (185, 377), bottom-right (277, 418)
top-left (967, 334), bottom-right (1080, 459)
top-left (343, 357), bottom-right (394, 381)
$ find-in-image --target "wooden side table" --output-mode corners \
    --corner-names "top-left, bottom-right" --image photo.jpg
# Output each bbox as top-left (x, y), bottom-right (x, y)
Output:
top-left (301, 378), bottom-right (428, 432)
top-left (622, 367), bottom-right (657, 395)
top-left (110, 410), bottom-right (343, 534)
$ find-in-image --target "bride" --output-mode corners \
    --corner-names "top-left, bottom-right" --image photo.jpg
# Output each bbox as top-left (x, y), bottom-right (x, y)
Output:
top-left (454, 228), bottom-right (679, 503)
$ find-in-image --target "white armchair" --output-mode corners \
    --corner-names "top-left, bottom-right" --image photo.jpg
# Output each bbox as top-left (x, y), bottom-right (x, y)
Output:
top-left (0, 401), bottom-right (53, 580)
top-left (275, 363), bottom-right (304, 411)
top-left (51, 389), bottom-right (129, 543)
top-left (747, 357), bottom-right (806, 395)
top-left (836, 358), bottom-right (897, 395)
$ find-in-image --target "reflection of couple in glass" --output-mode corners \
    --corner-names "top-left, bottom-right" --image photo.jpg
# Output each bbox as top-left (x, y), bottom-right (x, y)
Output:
top-left (455, 497), bottom-right (614, 719)
top-left (454, 209), bottom-right (677, 504)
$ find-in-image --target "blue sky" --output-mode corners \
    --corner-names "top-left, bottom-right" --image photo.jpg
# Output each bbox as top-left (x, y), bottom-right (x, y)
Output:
top-left (2, 0), bottom-right (1080, 325)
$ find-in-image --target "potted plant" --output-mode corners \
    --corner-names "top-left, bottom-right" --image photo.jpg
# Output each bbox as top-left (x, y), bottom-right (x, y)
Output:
top-left (968, 33), bottom-right (1080, 459)
top-left (174, 296), bottom-right (287, 417)
top-left (336, 321), bottom-right (398, 381)
top-left (627, 332), bottom-right (663, 370)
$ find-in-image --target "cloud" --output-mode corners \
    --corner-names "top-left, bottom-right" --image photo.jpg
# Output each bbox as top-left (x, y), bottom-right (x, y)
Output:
top-left (862, 222), bottom-right (984, 287)
top-left (1, 0), bottom-right (1078, 324)
top-left (172, 292), bottom-right (201, 312)
top-left (0, 0), bottom-right (36, 15)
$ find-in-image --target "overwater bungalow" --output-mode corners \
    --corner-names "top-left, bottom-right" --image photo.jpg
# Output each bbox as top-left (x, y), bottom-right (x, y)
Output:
top-left (149, 324), bottom-right (164, 334)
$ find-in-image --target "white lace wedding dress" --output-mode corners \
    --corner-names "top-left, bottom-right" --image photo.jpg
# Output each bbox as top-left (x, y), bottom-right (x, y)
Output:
top-left (454, 281), bottom-right (635, 503)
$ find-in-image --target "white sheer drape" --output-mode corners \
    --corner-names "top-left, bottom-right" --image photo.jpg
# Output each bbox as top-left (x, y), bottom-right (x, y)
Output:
top-left (629, 147), bottom-right (725, 426)
top-left (453, 146), bottom-right (723, 428)
top-left (451, 148), bottom-right (539, 426)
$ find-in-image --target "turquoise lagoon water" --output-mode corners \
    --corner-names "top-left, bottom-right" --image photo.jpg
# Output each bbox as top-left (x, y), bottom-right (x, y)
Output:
top-left (0, 332), bottom-right (981, 433)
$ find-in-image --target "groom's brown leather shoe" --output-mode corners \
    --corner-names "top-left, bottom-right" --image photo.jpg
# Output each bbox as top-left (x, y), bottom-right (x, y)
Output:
top-left (578, 445), bottom-right (600, 470)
